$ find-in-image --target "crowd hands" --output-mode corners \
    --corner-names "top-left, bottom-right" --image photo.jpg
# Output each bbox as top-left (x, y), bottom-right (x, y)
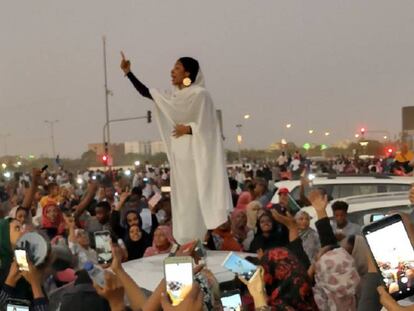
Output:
top-left (1, 164), bottom-right (414, 310)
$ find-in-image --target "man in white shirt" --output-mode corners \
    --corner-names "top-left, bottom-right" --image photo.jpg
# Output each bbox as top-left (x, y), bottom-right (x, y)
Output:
top-left (330, 201), bottom-right (362, 241)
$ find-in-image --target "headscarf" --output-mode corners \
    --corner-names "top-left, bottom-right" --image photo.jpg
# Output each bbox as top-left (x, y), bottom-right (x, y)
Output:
top-left (231, 209), bottom-right (249, 242)
top-left (235, 191), bottom-right (252, 210)
top-left (42, 201), bottom-right (65, 235)
top-left (143, 225), bottom-right (174, 257)
top-left (246, 201), bottom-right (261, 230)
top-left (261, 248), bottom-right (319, 310)
top-left (295, 211), bottom-right (320, 263)
top-left (313, 247), bottom-right (360, 311)
top-left (341, 235), bottom-right (369, 278)
top-left (124, 225), bottom-right (152, 260)
top-left (121, 209), bottom-right (143, 230)
top-left (9, 206), bottom-right (33, 225)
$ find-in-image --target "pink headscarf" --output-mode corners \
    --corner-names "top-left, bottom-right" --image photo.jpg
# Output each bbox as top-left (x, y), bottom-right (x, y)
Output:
top-left (313, 247), bottom-right (360, 311)
top-left (42, 201), bottom-right (65, 235)
top-left (143, 225), bottom-right (174, 257)
top-left (235, 192), bottom-right (252, 210)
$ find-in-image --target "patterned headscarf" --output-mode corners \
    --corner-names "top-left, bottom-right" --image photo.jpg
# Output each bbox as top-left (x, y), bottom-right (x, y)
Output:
top-left (313, 247), bottom-right (360, 311)
top-left (143, 225), bottom-right (174, 257)
top-left (261, 248), bottom-right (319, 310)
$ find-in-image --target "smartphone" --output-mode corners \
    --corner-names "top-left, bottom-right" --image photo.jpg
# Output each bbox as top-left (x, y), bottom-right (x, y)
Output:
top-left (164, 256), bottom-right (193, 306)
top-left (41, 165), bottom-right (48, 173)
top-left (94, 231), bottom-right (112, 264)
top-left (363, 214), bottom-right (414, 300)
top-left (161, 186), bottom-right (171, 193)
top-left (143, 177), bottom-right (149, 183)
top-left (6, 298), bottom-right (30, 311)
top-left (15, 249), bottom-right (29, 272)
top-left (222, 252), bottom-right (258, 281)
top-left (148, 192), bottom-right (162, 209)
top-left (220, 290), bottom-right (242, 311)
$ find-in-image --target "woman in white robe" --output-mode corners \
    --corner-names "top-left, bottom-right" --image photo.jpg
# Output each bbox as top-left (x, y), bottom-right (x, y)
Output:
top-left (120, 53), bottom-right (231, 243)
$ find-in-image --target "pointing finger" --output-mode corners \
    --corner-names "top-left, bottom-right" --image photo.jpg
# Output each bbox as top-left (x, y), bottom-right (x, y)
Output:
top-left (120, 51), bottom-right (126, 60)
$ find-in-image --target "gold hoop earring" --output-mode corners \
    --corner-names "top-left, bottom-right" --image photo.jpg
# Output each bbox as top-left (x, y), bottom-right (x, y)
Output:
top-left (183, 77), bottom-right (192, 87)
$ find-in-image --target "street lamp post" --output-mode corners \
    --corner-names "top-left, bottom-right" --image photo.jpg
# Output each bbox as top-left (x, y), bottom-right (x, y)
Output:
top-left (44, 120), bottom-right (59, 158)
top-left (236, 124), bottom-right (242, 163)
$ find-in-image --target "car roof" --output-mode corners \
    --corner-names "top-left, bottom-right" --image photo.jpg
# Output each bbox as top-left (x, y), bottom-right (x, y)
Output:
top-left (301, 192), bottom-right (411, 217)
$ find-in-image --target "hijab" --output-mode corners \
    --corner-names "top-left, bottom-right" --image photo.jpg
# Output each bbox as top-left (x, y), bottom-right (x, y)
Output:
top-left (261, 248), bottom-right (319, 310)
top-left (235, 191), bottom-right (252, 210)
top-left (313, 247), bottom-right (360, 311)
top-left (143, 225), bottom-right (174, 257)
top-left (42, 201), bottom-right (65, 236)
top-left (124, 225), bottom-right (152, 261)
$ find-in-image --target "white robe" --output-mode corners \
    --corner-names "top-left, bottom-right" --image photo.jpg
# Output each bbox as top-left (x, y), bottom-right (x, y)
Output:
top-left (149, 71), bottom-right (231, 244)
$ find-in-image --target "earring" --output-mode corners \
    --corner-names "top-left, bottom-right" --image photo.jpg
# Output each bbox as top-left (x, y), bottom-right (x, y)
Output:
top-left (183, 77), bottom-right (192, 87)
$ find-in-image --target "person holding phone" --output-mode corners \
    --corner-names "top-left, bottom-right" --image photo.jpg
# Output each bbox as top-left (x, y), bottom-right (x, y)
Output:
top-left (121, 52), bottom-right (231, 244)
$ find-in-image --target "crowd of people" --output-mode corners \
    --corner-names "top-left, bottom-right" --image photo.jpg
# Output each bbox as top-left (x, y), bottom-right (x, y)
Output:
top-left (0, 161), bottom-right (413, 311)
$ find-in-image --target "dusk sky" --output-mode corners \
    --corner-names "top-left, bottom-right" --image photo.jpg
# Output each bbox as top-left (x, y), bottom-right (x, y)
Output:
top-left (1, 0), bottom-right (414, 158)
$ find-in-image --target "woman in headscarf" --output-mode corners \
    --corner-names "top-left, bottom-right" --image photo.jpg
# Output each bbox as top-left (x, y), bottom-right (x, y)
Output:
top-left (210, 217), bottom-right (243, 252)
top-left (41, 200), bottom-right (66, 240)
top-left (121, 53), bottom-right (231, 244)
top-left (124, 224), bottom-right (152, 261)
top-left (295, 210), bottom-right (320, 263)
top-left (312, 246), bottom-right (360, 311)
top-left (261, 248), bottom-right (319, 310)
top-left (249, 210), bottom-right (289, 253)
top-left (235, 191), bottom-right (252, 211)
top-left (246, 201), bottom-right (262, 230)
top-left (231, 209), bottom-right (254, 251)
top-left (9, 206), bottom-right (30, 225)
top-left (143, 225), bottom-right (175, 257)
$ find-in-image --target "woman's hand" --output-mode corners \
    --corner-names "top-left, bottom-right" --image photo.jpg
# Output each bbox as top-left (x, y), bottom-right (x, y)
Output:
top-left (120, 51), bottom-right (131, 75)
top-left (5, 260), bottom-right (21, 287)
top-left (377, 286), bottom-right (406, 311)
top-left (21, 261), bottom-right (44, 298)
top-left (94, 271), bottom-right (125, 311)
top-left (110, 245), bottom-right (124, 273)
top-left (161, 283), bottom-right (204, 311)
top-left (308, 190), bottom-right (328, 219)
top-left (238, 266), bottom-right (267, 308)
top-left (172, 124), bottom-right (191, 138)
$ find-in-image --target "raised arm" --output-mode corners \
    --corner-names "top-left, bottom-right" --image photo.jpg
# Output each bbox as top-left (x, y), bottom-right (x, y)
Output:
top-left (121, 51), bottom-right (153, 100)
top-left (73, 182), bottom-right (98, 219)
top-left (21, 168), bottom-right (42, 210)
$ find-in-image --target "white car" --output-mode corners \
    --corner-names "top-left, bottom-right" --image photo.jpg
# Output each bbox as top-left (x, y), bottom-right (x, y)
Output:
top-left (300, 191), bottom-right (412, 228)
top-left (271, 175), bottom-right (413, 204)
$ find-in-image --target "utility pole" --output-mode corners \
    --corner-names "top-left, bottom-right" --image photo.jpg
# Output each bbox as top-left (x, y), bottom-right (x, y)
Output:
top-left (102, 36), bottom-right (111, 156)
top-left (44, 120), bottom-right (58, 158)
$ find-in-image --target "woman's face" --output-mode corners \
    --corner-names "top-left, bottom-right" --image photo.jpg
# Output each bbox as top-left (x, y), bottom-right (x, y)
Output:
top-left (129, 226), bottom-right (142, 242)
top-left (154, 228), bottom-right (171, 250)
top-left (296, 214), bottom-right (310, 231)
top-left (127, 213), bottom-right (139, 227)
top-left (234, 212), bottom-right (247, 227)
top-left (9, 220), bottom-right (24, 248)
top-left (46, 205), bottom-right (59, 223)
top-left (259, 215), bottom-right (273, 233)
top-left (16, 209), bottom-right (28, 225)
top-left (170, 61), bottom-right (189, 86)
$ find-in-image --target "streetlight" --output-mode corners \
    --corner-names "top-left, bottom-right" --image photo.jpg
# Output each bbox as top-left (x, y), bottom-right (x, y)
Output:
top-left (286, 124), bottom-right (292, 129)
top-left (281, 138), bottom-right (287, 145)
top-left (243, 114), bottom-right (250, 120)
top-left (324, 132), bottom-right (330, 136)
top-left (355, 134), bottom-right (360, 138)
top-left (134, 160), bottom-right (140, 166)
top-left (1, 163), bottom-right (6, 170)
top-left (383, 136), bottom-right (388, 140)
top-left (308, 129), bottom-right (314, 134)
top-left (44, 120), bottom-right (59, 158)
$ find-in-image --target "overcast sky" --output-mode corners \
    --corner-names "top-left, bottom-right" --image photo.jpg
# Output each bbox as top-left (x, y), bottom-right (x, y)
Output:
top-left (1, 0), bottom-right (414, 158)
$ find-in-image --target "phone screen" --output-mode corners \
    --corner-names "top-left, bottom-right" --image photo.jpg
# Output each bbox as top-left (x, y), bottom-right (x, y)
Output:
top-left (7, 304), bottom-right (29, 311)
top-left (15, 250), bottom-right (29, 272)
top-left (94, 231), bottom-right (112, 264)
top-left (371, 214), bottom-right (386, 222)
top-left (221, 292), bottom-right (242, 311)
top-left (222, 252), bottom-right (257, 281)
top-left (364, 217), bottom-right (414, 299)
top-left (161, 186), bottom-right (171, 193)
top-left (165, 259), bottom-right (193, 306)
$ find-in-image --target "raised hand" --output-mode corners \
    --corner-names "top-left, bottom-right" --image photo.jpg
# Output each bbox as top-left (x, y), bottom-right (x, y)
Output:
top-left (308, 189), bottom-right (328, 219)
top-left (161, 283), bottom-right (204, 311)
top-left (172, 124), bottom-right (191, 138)
top-left (120, 51), bottom-right (131, 75)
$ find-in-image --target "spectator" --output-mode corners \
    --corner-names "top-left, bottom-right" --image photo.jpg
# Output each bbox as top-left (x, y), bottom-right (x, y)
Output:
top-left (143, 225), bottom-right (174, 257)
top-left (41, 201), bottom-right (66, 240)
top-left (235, 191), bottom-right (252, 211)
top-left (231, 209), bottom-right (254, 251)
top-left (124, 224), bottom-right (152, 260)
top-left (331, 201), bottom-right (362, 241)
top-left (210, 218), bottom-right (243, 252)
top-left (295, 210), bottom-right (320, 263)
top-left (254, 178), bottom-right (272, 208)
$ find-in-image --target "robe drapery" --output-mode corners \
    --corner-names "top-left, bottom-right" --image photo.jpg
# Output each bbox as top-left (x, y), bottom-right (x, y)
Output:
top-left (149, 71), bottom-right (231, 243)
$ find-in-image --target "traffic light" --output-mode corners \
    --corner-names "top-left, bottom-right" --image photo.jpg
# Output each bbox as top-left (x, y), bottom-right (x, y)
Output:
top-left (147, 110), bottom-right (152, 123)
top-left (360, 127), bottom-right (366, 136)
top-left (386, 147), bottom-right (394, 156)
top-left (102, 154), bottom-right (109, 166)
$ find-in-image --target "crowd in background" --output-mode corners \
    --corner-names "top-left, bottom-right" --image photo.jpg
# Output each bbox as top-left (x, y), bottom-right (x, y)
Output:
top-left (0, 147), bottom-right (414, 310)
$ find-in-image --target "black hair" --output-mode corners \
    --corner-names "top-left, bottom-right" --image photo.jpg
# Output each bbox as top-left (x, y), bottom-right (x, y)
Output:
top-left (178, 57), bottom-right (199, 83)
top-left (131, 186), bottom-right (142, 198)
top-left (47, 182), bottom-right (58, 192)
top-left (95, 201), bottom-right (111, 212)
top-left (331, 200), bottom-right (349, 213)
top-left (229, 178), bottom-right (238, 191)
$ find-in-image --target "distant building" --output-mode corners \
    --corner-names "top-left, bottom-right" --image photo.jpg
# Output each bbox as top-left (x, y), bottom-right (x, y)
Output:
top-left (88, 143), bottom-right (124, 155)
top-left (89, 140), bottom-right (166, 156)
